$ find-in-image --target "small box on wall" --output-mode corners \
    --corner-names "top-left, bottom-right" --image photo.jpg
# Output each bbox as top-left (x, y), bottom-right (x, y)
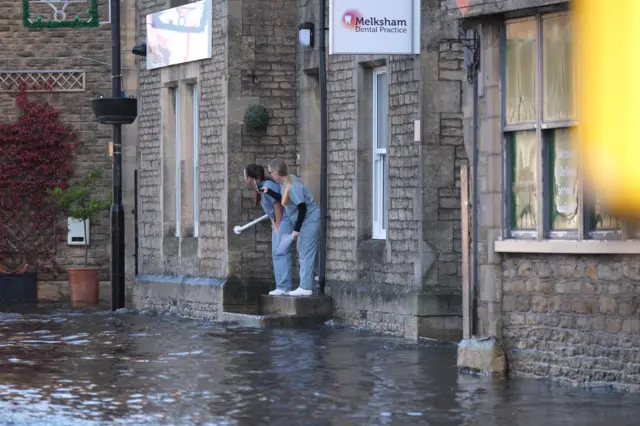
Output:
top-left (68, 218), bottom-right (90, 246)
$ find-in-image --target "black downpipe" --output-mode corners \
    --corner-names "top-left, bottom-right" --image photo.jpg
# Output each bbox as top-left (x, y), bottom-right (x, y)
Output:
top-left (133, 170), bottom-right (139, 277)
top-left (110, 0), bottom-right (126, 310)
top-left (317, 0), bottom-right (328, 295)
top-left (471, 33), bottom-right (479, 337)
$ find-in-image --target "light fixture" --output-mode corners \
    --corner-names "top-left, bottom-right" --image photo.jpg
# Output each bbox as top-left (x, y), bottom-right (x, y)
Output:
top-left (298, 22), bottom-right (314, 48)
top-left (132, 43), bottom-right (147, 57)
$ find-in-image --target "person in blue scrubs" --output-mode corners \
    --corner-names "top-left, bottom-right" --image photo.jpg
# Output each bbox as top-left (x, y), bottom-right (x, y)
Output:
top-left (263, 158), bottom-right (320, 297)
top-left (244, 164), bottom-right (294, 296)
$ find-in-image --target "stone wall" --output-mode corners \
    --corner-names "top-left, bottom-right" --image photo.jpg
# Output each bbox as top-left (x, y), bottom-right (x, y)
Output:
top-left (455, 0), bottom-right (640, 389)
top-left (502, 254), bottom-right (640, 389)
top-left (0, 0), bottom-right (116, 301)
top-left (137, 0), bottom-right (228, 281)
top-left (294, 0), bottom-right (467, 339)
top-left (226, 0), bottom-right (299, 304)
top-left (135, 0), bottom-right (299, 312)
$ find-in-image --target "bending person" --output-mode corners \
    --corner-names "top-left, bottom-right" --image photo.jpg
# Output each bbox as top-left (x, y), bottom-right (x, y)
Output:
top-left (265, 158), bottom-right (320, 297)
top-left (244, 164), bottom-right (294, 296)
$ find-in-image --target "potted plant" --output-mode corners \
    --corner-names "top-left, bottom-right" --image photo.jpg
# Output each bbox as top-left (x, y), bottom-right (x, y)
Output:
top-left (243, 104), bottom-right (270, 131)
top-left (48, 169), bottom-right (111, 304)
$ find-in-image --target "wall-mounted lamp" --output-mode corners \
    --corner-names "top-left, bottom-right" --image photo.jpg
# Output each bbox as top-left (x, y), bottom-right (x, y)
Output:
top-left (132, 43), bottom-right (147, 57)
top-left (298, 22), bottom-right (315, 48)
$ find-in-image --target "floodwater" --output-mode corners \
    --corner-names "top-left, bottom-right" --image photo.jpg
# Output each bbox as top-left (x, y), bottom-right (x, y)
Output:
top-left (0, 305), bottom-right (639, 426)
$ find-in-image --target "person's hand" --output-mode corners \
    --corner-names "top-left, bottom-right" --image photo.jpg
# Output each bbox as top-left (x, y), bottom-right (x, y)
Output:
top-left (292, 231), bottom-right (300, 239)
top-left (261, 187), bottom-right (268, 193)
top-left (274, 226), bottom-right (279, 236)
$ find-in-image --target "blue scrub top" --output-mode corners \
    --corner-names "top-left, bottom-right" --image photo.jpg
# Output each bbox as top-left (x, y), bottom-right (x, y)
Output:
top-left (280, 175), bottom-right (319, 224)
top-left (259, 179), bottom-right (281, 220)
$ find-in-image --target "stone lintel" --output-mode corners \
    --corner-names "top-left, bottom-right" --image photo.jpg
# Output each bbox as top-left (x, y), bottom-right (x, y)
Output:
top-left (441, 0), bottom-right (568, 20)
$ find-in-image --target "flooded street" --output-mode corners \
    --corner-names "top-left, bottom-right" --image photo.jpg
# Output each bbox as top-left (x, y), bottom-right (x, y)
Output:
top-left (0, 305), bottom-right (639, 425)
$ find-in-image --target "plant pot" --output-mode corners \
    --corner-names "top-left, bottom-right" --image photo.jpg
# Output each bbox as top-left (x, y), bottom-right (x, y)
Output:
top-left (90, 97), bottom-right (138, 125)
top-left (67, 267), bottom-right (100, 304)
top-left (0, 272), bottom-right (37, 303)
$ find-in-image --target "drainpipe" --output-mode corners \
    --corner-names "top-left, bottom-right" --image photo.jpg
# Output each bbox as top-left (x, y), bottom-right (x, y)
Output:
top-left (471, 62), bottom-right (479, 336)
top-left (317, 0), bottom-right (328, 295)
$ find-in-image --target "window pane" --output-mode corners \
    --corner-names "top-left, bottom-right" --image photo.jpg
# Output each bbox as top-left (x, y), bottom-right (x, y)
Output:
top-left (506, 20), bottom-right (537, 124)
top-left (543, 13), bottom-right (574, 121)
top-left (593, 194), bottom-right (620, 230)
top-left (375, 72), bottom-right (388, 150)
top-left (549, 128), bottom-right (579, 230)
top-left (510, 130), bottom-right (538, 229)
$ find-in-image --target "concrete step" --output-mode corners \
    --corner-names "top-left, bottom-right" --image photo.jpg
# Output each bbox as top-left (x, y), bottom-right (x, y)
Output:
top-left (258, 295), bottom-right (332, 318)
top-left (219, 295), bottom-right (332, 329)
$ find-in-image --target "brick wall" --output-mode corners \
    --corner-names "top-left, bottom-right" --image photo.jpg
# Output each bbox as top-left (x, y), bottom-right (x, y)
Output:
top-left (502, 254), bottom-right (640, 389)
top-left (0, 0), bottom-right (114, 299)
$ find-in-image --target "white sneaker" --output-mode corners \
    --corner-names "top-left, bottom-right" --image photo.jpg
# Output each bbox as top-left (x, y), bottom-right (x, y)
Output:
top-left (269, 289), bottom-right (288, 296)
top-left (288, 287), bottom-right (312, 297)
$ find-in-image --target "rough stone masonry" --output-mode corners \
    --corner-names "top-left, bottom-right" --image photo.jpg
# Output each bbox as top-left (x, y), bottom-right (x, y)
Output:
top-left (134, 0), bottom-right (299, 316)
top-left (294, 0), bottom-right (468, 338)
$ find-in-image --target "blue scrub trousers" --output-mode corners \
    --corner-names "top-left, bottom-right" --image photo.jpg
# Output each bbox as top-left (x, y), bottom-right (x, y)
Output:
top-left (296, 216), bottom-right (320, 291)
top-left (272, 216), bottom-right (294, 291)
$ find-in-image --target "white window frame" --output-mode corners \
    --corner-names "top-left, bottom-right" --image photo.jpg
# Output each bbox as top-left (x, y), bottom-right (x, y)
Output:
top-left (372, 67), bottom-right (388, 240)
top-left (193, 85), bottom-right (200, 238)
top-left (174, 87), bottom-right (181, 238)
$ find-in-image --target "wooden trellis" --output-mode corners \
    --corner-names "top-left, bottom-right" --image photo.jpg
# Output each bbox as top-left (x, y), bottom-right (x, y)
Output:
top-left (0, 70), bottom-right (86, 92)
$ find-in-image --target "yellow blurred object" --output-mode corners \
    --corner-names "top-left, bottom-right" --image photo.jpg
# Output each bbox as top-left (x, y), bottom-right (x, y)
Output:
top-left (575, 1), bottom-right (640, 217)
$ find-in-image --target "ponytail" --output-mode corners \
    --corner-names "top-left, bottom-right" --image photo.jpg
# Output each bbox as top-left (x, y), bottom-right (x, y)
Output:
top-left (281, 175), bottom-right (293, 206)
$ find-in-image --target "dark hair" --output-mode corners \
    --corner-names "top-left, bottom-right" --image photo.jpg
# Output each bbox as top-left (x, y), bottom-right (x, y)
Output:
top-left (245, 164), bottom-right (269, 207)
top-left (245, 164), bottom-right (266, 181)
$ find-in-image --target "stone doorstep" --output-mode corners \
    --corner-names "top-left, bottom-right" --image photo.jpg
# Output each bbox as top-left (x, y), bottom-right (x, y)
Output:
top-left (220, 311), bottom-right (331, 329)
top-left (218, 295), bottom-right (333, 329)
top-left (258, 295), bottom-right (333, 318)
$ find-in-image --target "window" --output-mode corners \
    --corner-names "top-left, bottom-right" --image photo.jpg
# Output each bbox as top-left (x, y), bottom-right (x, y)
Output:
top-left (173, 87), bottom-right (181, 238)
top-left (504, 12), bottom-right (620, 240)
top-left (193, 85), bottom-right (200, 238)
top-left (372, 68), bottom-right (388, 240)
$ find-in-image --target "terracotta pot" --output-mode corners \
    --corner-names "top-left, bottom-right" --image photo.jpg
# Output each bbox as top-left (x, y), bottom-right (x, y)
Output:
top-left (67, 267), bottom-right (100, 304)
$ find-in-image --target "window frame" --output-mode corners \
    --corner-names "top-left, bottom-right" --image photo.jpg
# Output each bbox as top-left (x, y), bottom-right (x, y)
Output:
top-left (502, 12), bottom-right (622, 242)
top-left (193, 84), bottom-right (200, 238)
top-left (372, 67), bottom-right (388, 240)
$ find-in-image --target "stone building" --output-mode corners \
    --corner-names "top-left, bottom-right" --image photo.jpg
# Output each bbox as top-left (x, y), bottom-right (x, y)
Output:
top-left (447, 0), bottom-right (640, 388)
top-left (0, 0), bottom-right (138, 300)
top-left (133, 0), bottom-right (467, 338)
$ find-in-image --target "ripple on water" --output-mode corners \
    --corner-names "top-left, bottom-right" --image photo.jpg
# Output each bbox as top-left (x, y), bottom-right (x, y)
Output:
top-left (0, 306), bottom-right (639, 426)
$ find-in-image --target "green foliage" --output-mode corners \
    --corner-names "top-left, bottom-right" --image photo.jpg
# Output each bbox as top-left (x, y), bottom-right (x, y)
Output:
top-left (244, 104), bottom-right (270, 131)
top-left (48, 169), bottom-right (111, 268)
top-left (49, 169), bottom-right (111, 221)
top-left (22, 0), bottom-right (99, 29)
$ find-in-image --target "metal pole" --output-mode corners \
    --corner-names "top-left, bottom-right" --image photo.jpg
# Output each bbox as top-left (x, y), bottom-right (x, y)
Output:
top-left (471, 35), bottom-right (479, 336)
top-left (317, 0), bottom-right (328, 295)
top-left (110, 0), bottom-right (125, 310)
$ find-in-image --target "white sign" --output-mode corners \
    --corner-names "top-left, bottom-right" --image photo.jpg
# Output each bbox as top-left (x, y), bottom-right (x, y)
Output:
top-left (146, 0), bottom-right (213, 70)
top-left (329, 0), bottom-right (420, 55)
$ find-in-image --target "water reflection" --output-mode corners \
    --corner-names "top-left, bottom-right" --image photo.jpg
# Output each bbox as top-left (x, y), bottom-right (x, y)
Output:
top-left (0, 304), bottom-right (639, 425)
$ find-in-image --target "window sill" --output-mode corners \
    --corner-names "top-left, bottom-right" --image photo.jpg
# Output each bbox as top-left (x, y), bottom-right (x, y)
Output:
top-left (494, 239), bottom-right (640, 255)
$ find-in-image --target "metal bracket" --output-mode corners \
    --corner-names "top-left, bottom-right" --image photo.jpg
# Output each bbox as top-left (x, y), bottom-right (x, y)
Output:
top-left (443, 26), bottom-right (480, 85)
